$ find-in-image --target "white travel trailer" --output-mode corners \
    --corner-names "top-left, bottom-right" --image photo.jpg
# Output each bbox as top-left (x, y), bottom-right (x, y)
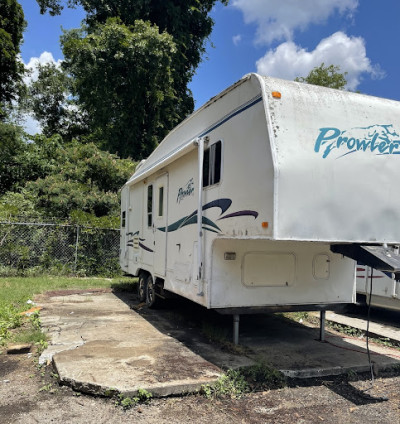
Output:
top-left (120, 74), bottom-right (400, 339)
top-left (357, 265), bottom-right (400, 311)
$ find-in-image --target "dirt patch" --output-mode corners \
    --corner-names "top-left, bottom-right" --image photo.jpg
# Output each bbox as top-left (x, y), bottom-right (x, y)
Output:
top-left (1, 351), bottom-right (400, 423)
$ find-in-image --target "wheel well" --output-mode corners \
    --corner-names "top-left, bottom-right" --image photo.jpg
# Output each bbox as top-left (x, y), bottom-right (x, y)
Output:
top-left (138, 269), bottom-right (149, 279)
top-left (138, 270), bottom-right (164, 292)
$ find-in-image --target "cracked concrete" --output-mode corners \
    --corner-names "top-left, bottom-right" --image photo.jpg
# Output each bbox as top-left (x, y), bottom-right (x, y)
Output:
top-left (38, 291), bottom-right (222, 396)
top-left (37, 290), bottom-right (400, 396)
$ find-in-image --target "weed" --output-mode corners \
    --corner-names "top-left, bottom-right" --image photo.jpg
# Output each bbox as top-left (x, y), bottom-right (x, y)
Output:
top-left (327, 322), bottom-right (400, 350)
top-left (39, 383), bottom-right (52, 392)
top-left (35, 339), bottom-right (48, 354)
top-left (30, 311), bottom-right (41, 331)
top-left (104, 388), bottom-right (118, 398)
top-left (137, 388), bottom-right (152, 403)
top-left (242, 361), bottom-right (286, 390)
top-left (117, 394), bottom-right (136, 409)
top-left (201, 369), bottom-right (249, 399)
top-left (328, 322), bottom-right (364, 338)
top-left (0, 305), bottom-right (22, 344)
top-left (115, 389), bottom-right (153, 409)
top-left (370, 337), bottom-right (400, 350)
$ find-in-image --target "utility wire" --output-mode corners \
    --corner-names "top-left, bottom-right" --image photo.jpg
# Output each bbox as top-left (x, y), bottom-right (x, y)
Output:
top-left (366, 267), bottom-right (374, 384)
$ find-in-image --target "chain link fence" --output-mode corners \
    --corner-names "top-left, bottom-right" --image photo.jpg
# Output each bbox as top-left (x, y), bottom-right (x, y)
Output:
top-left (0, 221), bottom-right (121, 276)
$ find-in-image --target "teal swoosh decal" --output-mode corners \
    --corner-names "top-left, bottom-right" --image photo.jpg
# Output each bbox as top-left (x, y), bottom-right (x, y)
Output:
top-left (157, 198), bottom-right (257, 234)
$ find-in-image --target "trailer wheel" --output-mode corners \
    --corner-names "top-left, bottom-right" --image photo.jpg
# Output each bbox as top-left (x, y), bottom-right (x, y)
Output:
top-left (137, 273), bottom-right (147, 303)
top-left (145, 275), bottom-right (158, 308)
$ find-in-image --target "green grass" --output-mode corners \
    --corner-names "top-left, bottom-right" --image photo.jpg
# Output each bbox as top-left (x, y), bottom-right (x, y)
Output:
top-left (12, 328), bottom-right (46, 344)
top-left (0, 276), bottom-right (137, 346)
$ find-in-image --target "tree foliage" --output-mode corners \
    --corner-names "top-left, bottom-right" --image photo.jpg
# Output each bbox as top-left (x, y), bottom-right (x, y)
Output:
top-left (0, 129), bottom-right (136, 220)
top-left (0, 0), bottom-right (26, 118)
top-left (295, 63), bottom-right (348, 90)
top-left (26, 62), bottom-right (87, 139)
top-left (61, 18), bottom-right (177, 158)
top-left (35, 0), bottom-right (228, 158)
top-left (0, 121), bottom-right (27, 194)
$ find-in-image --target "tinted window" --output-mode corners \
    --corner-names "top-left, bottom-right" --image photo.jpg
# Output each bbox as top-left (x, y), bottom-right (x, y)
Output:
top-left (158, 186), bottom-right (164, 217)
top-left (147, 185), bottom-right (153, 227)
top-left (203, 140), bottom-right (222, 188)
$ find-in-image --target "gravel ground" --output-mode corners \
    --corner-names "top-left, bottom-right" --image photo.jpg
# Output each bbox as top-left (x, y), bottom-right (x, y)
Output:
top-left (1, 348), bottom-right (400, 423)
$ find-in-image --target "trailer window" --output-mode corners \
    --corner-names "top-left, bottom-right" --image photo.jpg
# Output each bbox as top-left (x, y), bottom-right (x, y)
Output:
top-left (158, 186), bottom-right (164, 217)
top-left (147, 185), bottom-right (153, 227)
top-left (203, 140), bottom-right (222, 188)
top-left (121, 211), bottom-right (126, 228)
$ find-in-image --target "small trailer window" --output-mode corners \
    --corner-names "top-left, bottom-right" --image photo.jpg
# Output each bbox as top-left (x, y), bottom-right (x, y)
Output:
top-left (121, 211), bottom-right (126, 228)
top-left (203, 140), bottom-right (222, 188)
top-left (158, 186), bottom-right (164, 217)
top-left (147, 185), bottom-right (153, 227)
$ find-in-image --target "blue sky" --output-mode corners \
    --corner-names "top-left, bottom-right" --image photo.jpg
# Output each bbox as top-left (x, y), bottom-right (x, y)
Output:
top-left (19, 0), bottom-right (400, 118)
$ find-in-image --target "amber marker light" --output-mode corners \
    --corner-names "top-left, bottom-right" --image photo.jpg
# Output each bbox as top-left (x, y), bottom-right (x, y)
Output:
top-left (272, 91), bottom-right (281, 99)
top-left (262, 221), bottom-right (269, 229)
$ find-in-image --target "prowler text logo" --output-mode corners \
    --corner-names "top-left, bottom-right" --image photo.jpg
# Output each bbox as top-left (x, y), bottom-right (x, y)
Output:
top-left (177, 178), bottom-right (194, 203)
top-left (314, 124), bottom-right (400, 159)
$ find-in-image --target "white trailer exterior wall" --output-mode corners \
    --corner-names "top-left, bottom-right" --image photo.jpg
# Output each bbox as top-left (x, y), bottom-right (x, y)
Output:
top-left (120, 74), bottom-right (400, 311)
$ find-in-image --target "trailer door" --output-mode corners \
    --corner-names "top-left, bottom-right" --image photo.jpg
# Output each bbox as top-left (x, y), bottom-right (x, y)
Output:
top-left (154, 173), bottom-right (168, 276)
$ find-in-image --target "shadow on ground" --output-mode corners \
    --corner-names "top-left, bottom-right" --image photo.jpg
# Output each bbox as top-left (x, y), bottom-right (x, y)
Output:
top-left (110, 282), bottom-right (400, 402)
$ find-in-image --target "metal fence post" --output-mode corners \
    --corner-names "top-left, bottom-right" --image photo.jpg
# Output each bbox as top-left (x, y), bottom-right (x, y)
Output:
top-left (74, 225), bottom-right (80, 274)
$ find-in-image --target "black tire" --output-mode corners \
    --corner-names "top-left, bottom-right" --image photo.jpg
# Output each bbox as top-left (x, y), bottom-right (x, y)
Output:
top-left (145, 275), bottom-right (158, 308)
top-left (137, 273), bottom-right (147, 302)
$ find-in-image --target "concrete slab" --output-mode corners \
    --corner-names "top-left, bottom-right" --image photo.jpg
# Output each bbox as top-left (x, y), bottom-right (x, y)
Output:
top-left (236, 314), bottom-right (400, 378)
top-left (38, 291), bottom-right (400, 397)
top-left (38, 291), bottom-right (222, 397)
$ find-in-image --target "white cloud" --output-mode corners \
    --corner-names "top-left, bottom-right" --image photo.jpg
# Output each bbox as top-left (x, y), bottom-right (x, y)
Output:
top-left (17, 52), bottom-right (62, 135)
top-left (232, 0), bottom-right (358, 44)
top-left (232, 34), bottom-right (242, 46)
top-left (256, 32), bottom-right (384, 90)
top-left (24, 51), bottom-right (62, 84)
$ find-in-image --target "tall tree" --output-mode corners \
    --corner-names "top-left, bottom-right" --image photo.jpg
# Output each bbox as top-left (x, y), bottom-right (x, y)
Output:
top-left (295, 63), bottom-right (348, 90)
top-left (36, 0), bottom-right (228, 156)
top-left (0, 0), bottom-right (26, 118)
top-left (61, 18), bottom-right (177, 158)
